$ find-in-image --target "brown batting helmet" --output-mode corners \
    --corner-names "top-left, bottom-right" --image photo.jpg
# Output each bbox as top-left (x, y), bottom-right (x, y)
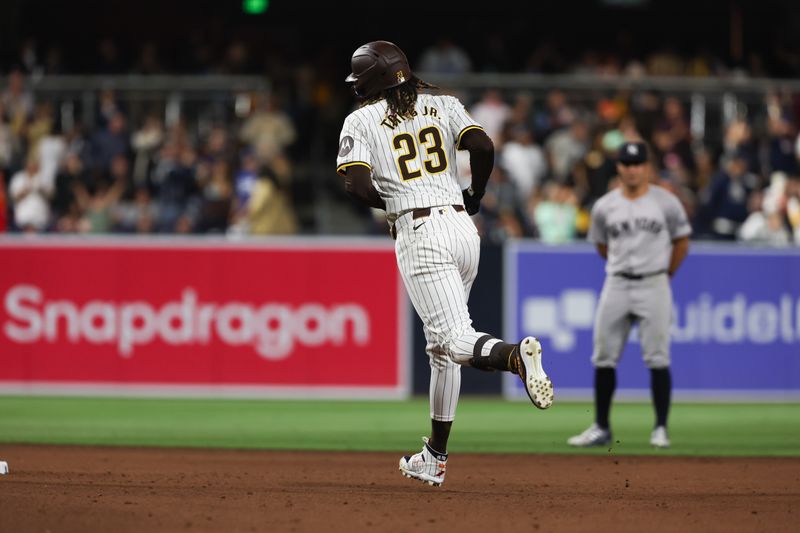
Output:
top-left (345, 41), bottom-right (412, 98)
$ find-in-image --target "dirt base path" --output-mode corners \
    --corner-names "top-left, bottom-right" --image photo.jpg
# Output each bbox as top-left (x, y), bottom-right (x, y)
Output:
top-left (1, 445), bottom-right (798, 532)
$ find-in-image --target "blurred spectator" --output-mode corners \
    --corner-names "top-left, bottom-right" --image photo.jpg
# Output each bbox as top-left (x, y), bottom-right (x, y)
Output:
top-left (239, 92), bottom-right (296, 163)
top-left (652, 96), bottom-right (693, 172)
top-left (43, 45), bottom-right (65, 75)
top-left (524, 42), bottom-right (566, 74)
top-left (478, 33), bottom-right (513, 73)
top-left (26, 101), bottom-right (54, 154)
top-left (194, 158), bottom-right (233, 233)
top-left (134, 42), bottom-right (164, 74)
top-left (219, 41), bottom-right (253, 74)
top-left (113, 185), bottom-right (158, 233)
top-left (96, 88), bottom-right (126, 129)
top-left (18, 39), bottom-right (43, 77)
top-left (765, 109), bottom-right (798, 176)
top-left (91, 111), bottom-right (130, 175)
top-left (623, 58), bottom-right (648, 78)
top-left (629, 89), bottom-right (661, 142)
top-left (493, 209), bottom-right (525, 240)
top-left (596, 92), bottom-right (628, 128)
top-left (573, 127), bottom-right (623, 208)
top-left (107, 153), bottom-right (132, 197)
top-left (684, 51), bottom-right (713, 77)
top-left (228, 149), bottom-right (260, 234)
top-left (571, 50), bottom-right (601, 76)
top-left (95, 38), bottom-right (124, 74)
top-left (73, 175), bottom-right (126, 233)
top-left (646, 45), bottom-right (685, 76)
top-left (479, 167), bottom-right (527, 241)
top-left (1, 69), bottom-right (34, 135)
top-left (738, 173), bottom-right (791, 245)
top-left (469, 89), bottom-right (511, 146)
top-left (62, 123), bottom-right (91, 165)
top-left (52, 152), bottom-right (88, 224)
top-left (722, 118), bottom-right (759, 174)
top-left (152, 143), bottom-right (200, 232)
top-left (499, 124), bottom-right (547, 202)
top-left (545, 119), bottom-right (590, 183)
top-left (131, 114), bottom-right (164, 190)
top-left (698, 149), bottom-right (760, 240)
top-left (658, 152), bottom-right (698, 221)
top-left (9, 154), bottom-right (52, 232)
top-left (507, 92), bottom-right (537, 133)
top-left (530, 182), bottom-right (579, 244)
top-left (0, 103), bottom-right (17, 170)
top-left (417, 38), bottom-right (472, 74)
top-left (692, 144), bottom-right (718, 193)
top-left (35, 110), bottom-right (66, 188)
top-left (533, 89), bottom-right (576, 141)
top-left (201, 125), bottom-right (234, 164)
top-left (785, 178), bottom-right (800, 244)
top-left (246, 156), bottom-right (298, 235)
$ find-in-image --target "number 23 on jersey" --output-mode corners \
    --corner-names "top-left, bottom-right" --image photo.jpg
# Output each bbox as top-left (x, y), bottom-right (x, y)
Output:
top-left (392, 126), bottom-right (448, 181)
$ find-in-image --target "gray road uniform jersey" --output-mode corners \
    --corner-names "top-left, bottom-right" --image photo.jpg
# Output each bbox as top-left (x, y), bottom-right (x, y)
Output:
top-left (587, 186), bottom-right (692, 368)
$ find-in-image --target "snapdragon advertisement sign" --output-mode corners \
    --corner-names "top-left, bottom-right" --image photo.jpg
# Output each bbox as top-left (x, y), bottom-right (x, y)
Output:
top-left (504, 243), bottom-right (800, 400)
top-left (0, 238), bottom-right (409, 398)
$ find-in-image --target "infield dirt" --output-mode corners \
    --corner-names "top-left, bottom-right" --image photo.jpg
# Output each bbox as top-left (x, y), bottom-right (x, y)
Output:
top-left (1, 444), bottom-right (798, 532)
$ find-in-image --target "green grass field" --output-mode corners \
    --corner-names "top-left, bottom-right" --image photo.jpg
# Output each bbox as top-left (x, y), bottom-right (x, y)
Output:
top-left (0, 396), bottom-right (798, 456)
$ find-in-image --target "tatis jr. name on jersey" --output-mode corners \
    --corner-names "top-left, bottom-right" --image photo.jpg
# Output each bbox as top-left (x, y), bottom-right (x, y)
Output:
top-left (380, 106), bottom-right (440, 130)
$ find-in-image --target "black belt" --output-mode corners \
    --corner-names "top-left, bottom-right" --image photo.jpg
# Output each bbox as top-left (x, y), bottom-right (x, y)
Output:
top-left (613, 270), bottom-right (667, 280)
top-left (390, 205), bottom-right (465, 239)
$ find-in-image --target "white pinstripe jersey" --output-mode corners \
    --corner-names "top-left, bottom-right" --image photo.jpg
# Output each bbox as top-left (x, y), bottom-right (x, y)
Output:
top-left (336, 93), bottom-right (484, 217)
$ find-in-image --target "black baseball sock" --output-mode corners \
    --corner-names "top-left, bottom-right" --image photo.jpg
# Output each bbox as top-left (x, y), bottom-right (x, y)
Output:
top-left (429, 419), bottom-right (452, 454)
top-left (468, 336), bottom-right (516, 372)
top-left (595, 367), bottom-right (616, 430)
top-left (650, 367), bottom-right (672, 428)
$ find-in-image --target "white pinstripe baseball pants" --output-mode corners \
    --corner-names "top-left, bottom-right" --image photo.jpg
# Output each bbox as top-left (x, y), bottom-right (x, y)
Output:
top-left (395, 206), bottom-right (499, 422)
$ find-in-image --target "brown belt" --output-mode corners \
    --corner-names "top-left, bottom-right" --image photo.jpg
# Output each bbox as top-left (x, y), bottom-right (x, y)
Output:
top-left (390, 205), bottom-right (465, 239)
top-left (412, 204), bottom-right (464, 219)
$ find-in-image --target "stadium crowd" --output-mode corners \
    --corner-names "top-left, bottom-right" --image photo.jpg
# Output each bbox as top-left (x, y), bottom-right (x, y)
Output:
top-left (1, 37), bottom-right (800, 245)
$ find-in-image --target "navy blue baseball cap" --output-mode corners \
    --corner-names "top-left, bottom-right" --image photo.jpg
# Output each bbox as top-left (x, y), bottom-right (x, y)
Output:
top-left (617, 142), bottom-right (648, 164)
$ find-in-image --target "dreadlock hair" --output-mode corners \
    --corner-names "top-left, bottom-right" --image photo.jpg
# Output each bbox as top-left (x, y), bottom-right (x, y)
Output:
top-left (362, 76), bottom-right (439, 120)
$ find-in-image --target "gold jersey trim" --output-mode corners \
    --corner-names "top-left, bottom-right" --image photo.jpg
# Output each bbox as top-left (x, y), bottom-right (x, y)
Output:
top-left (336, 161), bottom-right (372, 176)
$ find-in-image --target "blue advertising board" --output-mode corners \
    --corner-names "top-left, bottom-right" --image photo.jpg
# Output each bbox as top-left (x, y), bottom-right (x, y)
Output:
top-left (503, 242), bottom-right (800, 400)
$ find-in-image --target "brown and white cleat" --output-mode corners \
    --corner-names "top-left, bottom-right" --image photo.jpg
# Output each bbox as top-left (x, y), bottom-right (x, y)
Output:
top-left (398, 437), bottom-right (447, 487)
top-left (516, 336), bottom-right (554, 409)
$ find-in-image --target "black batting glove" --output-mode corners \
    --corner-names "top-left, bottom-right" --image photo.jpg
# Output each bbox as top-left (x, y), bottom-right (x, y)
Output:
top-left (462, 186), bottom-right (485, 215)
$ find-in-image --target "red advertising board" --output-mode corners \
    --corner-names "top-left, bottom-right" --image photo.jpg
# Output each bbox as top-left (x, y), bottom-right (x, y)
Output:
top-left (0, 238), bottom-right (408, 398)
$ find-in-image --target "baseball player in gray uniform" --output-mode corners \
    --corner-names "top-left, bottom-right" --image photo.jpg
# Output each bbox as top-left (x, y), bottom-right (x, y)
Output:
top-left (568, 141), bottom-right (691, 449)
top-left (336, 41), bottom-right (553, 486)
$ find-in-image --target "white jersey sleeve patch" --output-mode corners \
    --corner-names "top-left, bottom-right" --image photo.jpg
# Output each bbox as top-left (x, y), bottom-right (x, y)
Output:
top-left (336, 113), bottom-right (372, 175)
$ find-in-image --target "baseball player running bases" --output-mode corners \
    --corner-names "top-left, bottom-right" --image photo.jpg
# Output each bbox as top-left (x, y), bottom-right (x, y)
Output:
top-left (568, 141), bottom-right (691, 449)
top-left (336, 41), bottom-right (553, 486)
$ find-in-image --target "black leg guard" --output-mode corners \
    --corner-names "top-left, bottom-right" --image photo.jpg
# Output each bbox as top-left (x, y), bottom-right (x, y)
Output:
top-left (429, 419), bottom-right (452, 454)
top-left (469, 340), bottom-right (515, 372)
